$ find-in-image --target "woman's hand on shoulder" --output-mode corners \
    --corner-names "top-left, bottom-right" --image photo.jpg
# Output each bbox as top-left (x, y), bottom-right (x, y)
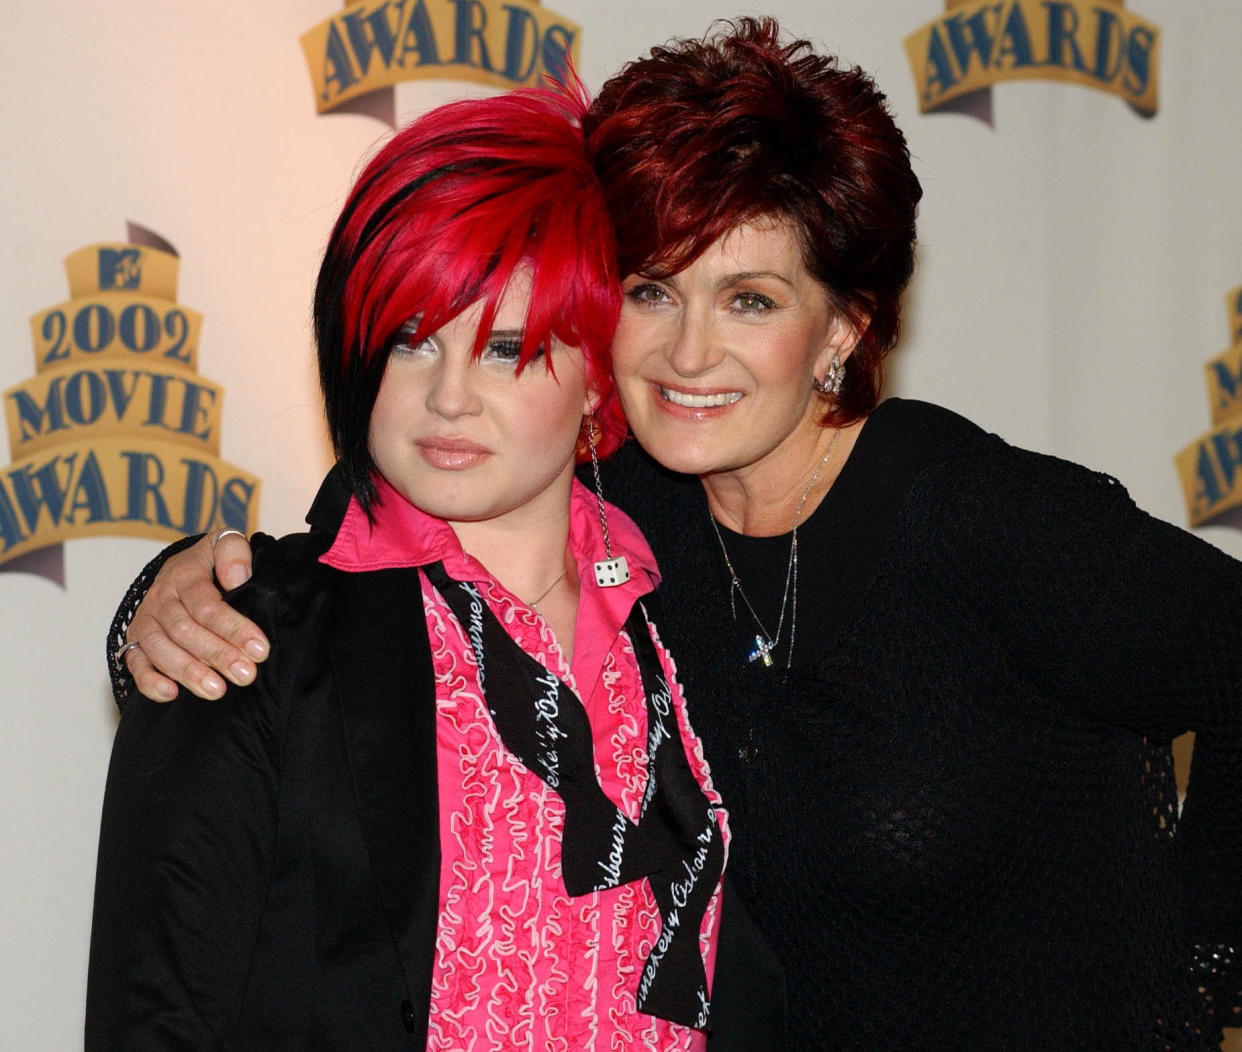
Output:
top-left (124, 531), bottom-right (268, 702)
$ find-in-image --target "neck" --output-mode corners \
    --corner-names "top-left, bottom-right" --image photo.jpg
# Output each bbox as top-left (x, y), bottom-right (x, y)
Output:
top-left (702, 416), bottom-right (866, 536)
top-left (448, 478), bottom-right (575, 605)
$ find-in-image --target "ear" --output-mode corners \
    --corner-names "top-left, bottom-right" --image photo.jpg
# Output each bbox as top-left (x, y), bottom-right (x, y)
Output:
top-left (582, 378), bottom-right (607, 418)
top-left (813, 312), bottom-right (862, 379)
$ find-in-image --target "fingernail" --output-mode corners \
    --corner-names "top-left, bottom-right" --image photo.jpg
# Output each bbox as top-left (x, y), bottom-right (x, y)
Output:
top-left (244, 638), bottom-right (269, 660)
top-left (222, 567), bottom-right (249, 591)
top-left (157, 682), bottom-right (178, 701)
top-left (203, 674), bottom-right (226, 698)
top-left (229, 661), bottom-right (255, 685)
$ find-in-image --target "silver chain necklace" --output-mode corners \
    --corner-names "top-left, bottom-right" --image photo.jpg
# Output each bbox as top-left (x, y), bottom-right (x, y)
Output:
top-left (527, 569), bottom-right (567, 611)
top-left (707, 428), bottom-right (841, 669)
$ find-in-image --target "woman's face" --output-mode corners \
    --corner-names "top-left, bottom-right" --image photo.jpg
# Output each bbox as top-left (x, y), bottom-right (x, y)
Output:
top-left (369, 270), bottom-right (593, 530)
top-left (611, 219), bottom-right (855, 482)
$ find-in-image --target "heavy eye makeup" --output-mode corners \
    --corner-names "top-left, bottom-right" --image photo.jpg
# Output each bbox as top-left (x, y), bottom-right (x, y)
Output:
top-left (482, 331), bottom-right (544, 365)
top-left (389, 321), bottom-right (434, 358)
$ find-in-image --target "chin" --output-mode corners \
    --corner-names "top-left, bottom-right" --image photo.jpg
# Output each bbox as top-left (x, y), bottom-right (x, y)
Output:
top-left (635, 440), bottom-right (724, 478)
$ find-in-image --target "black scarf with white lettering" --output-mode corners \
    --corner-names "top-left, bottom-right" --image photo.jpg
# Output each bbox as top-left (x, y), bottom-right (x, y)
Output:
top-left (424, 562), bottom-right (724, 1031)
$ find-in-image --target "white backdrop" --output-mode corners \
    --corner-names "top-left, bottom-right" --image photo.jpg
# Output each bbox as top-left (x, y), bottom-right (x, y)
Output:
top-left (2, 1), bottom-right (1240, 1046)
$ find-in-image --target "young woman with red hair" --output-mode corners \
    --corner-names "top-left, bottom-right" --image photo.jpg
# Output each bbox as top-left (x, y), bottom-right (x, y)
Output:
top-left (87, 86), bottom-right (747, 1048)
top-left (108, 19), bottom-right (1242, 1048)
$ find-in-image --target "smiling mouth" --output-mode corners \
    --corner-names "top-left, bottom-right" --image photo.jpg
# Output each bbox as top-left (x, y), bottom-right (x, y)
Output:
top-left (658, 385), bottom-right (743, 409)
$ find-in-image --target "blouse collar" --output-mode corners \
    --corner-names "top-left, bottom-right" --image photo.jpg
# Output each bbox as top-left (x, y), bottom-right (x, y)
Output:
top-left (321, 473), bottom-right (660, 598)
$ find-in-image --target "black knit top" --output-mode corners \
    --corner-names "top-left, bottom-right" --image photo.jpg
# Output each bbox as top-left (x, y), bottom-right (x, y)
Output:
top-left (107, 398), bottom-right (1242, 1047)
top-left (598, 398), bottom-right (1242, 1048)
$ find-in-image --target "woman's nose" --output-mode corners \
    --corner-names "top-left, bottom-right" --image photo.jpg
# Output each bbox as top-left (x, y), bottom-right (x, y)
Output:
top-left (666, 308), bottom-right (724, 377)
top-left (424, 355), bottom-right (483, 418)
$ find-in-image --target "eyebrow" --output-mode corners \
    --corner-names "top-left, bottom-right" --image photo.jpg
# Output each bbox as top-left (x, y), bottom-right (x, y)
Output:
top-left (717, 270), bottom-right (795, 289)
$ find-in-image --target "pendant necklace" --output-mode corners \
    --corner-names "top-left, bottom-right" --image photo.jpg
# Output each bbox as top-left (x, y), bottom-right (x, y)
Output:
top-left (527, 569), bottom-right (568, 611)
top-left (707, 427), bottom-right (841, 669)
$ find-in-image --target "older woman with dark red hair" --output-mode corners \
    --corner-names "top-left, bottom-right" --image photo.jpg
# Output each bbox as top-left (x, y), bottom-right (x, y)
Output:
top-left (107, 18), bottom-right (1242, 1048)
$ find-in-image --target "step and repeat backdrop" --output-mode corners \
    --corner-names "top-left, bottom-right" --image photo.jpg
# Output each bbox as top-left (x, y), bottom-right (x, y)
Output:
top-left (2, 1), bottom-right (1240, 1044)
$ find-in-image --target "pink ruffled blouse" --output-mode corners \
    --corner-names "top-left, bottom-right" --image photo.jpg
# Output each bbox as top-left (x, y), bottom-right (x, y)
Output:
top-left (322, 475), bottom-right (728, 1050)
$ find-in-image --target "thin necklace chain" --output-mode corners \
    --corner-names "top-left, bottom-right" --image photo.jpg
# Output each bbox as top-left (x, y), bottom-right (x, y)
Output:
top-left (528, 568), bottom-right (568, 611)
top-left (708, 427), bottom-right (841, 669)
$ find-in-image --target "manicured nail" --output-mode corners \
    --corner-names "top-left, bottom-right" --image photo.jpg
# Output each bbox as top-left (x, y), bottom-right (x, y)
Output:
top-left (157, 682), bottom-right (178, 701)
top-left (229, 661), bottom-right (255, 685)
top-left (203, 673), bottom-right (226, 697)
top-left (244, 638), bottom-right (269, 660)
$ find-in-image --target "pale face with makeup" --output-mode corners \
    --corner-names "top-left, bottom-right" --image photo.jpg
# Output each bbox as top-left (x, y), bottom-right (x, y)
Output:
top-left (368, 270), bottom-right (594, 533)
top-left (610, 219), bottom-right (856, 492)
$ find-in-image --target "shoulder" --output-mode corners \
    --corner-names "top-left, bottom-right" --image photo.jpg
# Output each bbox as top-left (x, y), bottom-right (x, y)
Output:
top-left (911, 420), bottom-right (1138, 535)
top-left (224, 528), bottom-right (335, 630)
top-left (867, 396), bottom-right (986, 452)
top-left (213, 529), bottom-right (340, 720)
top-left (891, 415), bottom-right (1149, 643)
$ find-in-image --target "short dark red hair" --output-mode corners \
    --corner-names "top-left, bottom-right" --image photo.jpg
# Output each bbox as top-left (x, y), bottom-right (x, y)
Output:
top-left (317, 83), bottom-right (623, 510)
top-left (584, 17), bottom-right (922, 425)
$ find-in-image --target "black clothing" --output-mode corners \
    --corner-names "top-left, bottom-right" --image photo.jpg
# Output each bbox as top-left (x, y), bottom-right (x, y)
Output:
top-left (598, 398), bottom-right (1242, 1048)
top-left (89, 471), bottom-right (783, 1050)
top-left (102, 398), bottom-right (1242, 1048)
top-left (89, 520), bottom-right (441, 1048)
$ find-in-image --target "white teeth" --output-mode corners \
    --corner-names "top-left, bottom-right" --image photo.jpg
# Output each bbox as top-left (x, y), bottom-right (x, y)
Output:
top-left (659, 386), bottom-right (743, 408)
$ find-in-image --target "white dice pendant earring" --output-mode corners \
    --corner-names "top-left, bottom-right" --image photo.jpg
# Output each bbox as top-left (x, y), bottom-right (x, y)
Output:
top-left (586, 415), bottom-right (629, 587)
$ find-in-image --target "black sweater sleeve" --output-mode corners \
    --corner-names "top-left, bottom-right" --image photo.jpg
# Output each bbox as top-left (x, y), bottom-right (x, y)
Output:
top-left (927, 435), bottom-right (1242, 1026)
top-left (1071, 507), bottom-right (1242, 1023)
top-left (86, 533), bottom-right (305, 1048)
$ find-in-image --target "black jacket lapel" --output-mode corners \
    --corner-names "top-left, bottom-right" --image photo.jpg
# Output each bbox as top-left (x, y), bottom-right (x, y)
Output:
top-left (329, 566), bottom-right (440, 1043)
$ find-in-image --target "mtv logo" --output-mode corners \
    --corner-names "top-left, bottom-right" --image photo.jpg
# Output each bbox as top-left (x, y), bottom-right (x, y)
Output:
top-left (98, 248), bottom-right (143, 290)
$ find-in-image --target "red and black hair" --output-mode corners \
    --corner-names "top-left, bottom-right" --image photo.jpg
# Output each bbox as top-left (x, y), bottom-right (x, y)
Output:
top-left (316, 83), bottom-right (623, 510)
top-left (584, 17), bottom-right (922, 425)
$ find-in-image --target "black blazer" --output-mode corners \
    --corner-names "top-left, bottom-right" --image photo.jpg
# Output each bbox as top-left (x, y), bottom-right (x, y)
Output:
top-left (86, 468), bottom-right (784, 1049)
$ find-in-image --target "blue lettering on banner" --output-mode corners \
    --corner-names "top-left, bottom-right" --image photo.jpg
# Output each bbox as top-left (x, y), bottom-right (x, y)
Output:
top-left (908, 1), bottom-right (1160, 115)
top-left (451, 0), bottom-right (495, 71)
top-left (306, 0), bottom-right (578, 113)
top-left (0, 450), bottom-right (256, 554)
top-left (98, 248), bottom-right (142, 290)
top-left (1211, 360), bottom-right (1242, 418)
top-left (7, 368), bottom-right (220, 446)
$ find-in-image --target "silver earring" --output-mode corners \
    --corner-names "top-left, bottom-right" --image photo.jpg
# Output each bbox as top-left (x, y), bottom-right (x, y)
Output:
top-left (586, 416), bottom-right (629, 588)
top-left (812, 353), bottom-right (844, 397)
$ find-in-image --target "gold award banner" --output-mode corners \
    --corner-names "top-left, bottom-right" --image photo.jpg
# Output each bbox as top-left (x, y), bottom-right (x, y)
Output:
top-left (905, 0), bottom-right (1159, 118)
top-left (1, 240), bottom-right (259, 572)
top-left (302, 0), bottom-right (581, 116)
top-left (1176, 290), bottom-right (1242, 530)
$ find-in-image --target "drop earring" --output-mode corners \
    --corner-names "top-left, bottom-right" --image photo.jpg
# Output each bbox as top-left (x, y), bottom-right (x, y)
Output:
top-left (812, 353), bottom-right (845, 397)
top-left (586, 415), bottom-right (629, 588)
